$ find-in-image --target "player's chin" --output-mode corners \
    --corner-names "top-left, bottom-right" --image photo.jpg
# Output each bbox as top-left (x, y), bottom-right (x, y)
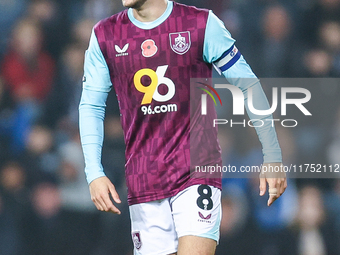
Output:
top-left (122, 0), bottom-right (146, 8)
top-left (122, 0), bottom-right (135, 7)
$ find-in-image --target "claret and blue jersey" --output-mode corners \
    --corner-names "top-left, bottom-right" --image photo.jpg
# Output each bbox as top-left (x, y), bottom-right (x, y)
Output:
top-left (79, 0), bottom-right (282, 205)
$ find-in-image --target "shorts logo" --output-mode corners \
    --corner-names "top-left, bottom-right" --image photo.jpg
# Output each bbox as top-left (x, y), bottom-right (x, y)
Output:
top-left (198, 211), bottom-right (212, 223)
top-left (199, 212), bottom-right (212, 220)
top-left (132, 231), bottom-right (142, 250)
top-left (141, 39), bottom-right (158, 57)
top-left (169, 31), bottom-right (191, 55)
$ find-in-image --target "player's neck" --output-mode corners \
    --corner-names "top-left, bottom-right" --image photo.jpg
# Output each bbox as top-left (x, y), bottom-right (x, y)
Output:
top-left (132, 0), bottom-right (168, 22)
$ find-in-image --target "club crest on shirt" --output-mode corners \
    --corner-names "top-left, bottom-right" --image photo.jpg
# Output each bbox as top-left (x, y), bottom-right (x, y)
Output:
top-left (132, 231), bottom-right (142, 250)
top-left (169, 31), bottom-right (191, 55)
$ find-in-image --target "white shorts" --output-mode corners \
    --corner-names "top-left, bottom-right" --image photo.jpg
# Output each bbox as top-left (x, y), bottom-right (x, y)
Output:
top-left (129, 184), bottom-right (221, 255)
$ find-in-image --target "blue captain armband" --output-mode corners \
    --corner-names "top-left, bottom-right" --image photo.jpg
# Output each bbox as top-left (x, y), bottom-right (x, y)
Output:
top-left (214, 45), bottom-right (241, 73)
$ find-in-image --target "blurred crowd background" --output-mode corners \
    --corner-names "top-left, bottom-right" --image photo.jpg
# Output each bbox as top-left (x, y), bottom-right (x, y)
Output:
top-left (0, 0), bottom-right (340, 254)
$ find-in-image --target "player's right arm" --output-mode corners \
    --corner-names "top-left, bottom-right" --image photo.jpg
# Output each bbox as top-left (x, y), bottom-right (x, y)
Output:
top-left (79, 29), bottom-right (121, 214)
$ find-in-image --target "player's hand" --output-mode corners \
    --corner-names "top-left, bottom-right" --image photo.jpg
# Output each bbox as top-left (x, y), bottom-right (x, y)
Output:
top-left (89, 176), bottom-right (122, 214)
top-left (259, 163), bottom-right (287, 206)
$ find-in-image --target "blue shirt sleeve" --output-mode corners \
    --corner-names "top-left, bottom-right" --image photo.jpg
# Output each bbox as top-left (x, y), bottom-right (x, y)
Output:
top-left (203, 11), bottom-right (235, 64)
top-left (79, 29), bottom-right (112, 184)
top-left (83, 29), bottom-right (112, 92)
top-left (222, 58), bottom-right (282, 163)
top-left (203, 12), bottom-right (282, 163)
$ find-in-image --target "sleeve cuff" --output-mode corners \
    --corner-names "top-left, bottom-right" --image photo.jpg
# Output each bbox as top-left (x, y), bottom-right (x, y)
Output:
top-left (263, 149), bottom-right (282, 163)
top-left (85, 166), bottom-right (106, 184)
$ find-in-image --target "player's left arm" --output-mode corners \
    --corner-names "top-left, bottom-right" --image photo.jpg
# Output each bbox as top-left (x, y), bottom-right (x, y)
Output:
top-left (203, 11), bottom-right (287, 206)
